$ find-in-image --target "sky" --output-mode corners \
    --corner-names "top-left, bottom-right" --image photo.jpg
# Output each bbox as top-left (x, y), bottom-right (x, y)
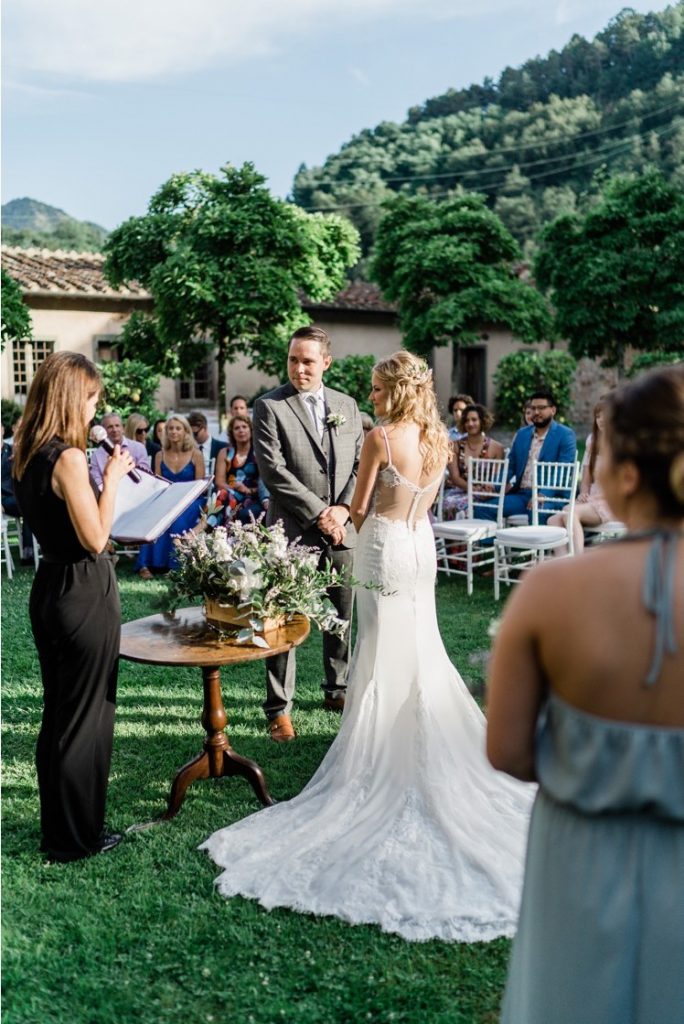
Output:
top-left (2, 0), bottom-right (675, 230)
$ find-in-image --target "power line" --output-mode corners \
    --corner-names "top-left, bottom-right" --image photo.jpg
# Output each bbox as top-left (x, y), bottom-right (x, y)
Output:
top-left (298, 120), bottom-right (681, 214)
top-left (294, 96), bottom-right (683, 193)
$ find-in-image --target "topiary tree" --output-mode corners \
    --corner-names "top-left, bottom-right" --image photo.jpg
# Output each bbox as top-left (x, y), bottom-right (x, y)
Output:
top-left (535, 171), bottom-right (684, 377)
top-left (371, 192), bottom-right (552, 358)
top-left (96, 359), bottom-right (161, 423)
top-left (493, 348), bottom-right (577, 427)
top-left (104, 163), bottom-right (359, 419)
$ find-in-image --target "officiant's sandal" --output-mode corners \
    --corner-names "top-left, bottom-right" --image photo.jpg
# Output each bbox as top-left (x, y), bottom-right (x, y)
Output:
top-left (269, 713), bottom-right (296, 742)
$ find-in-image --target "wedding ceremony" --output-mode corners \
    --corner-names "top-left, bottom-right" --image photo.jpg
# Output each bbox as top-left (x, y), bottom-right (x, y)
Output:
top-left (2, 1), bottom-right (684, 1022)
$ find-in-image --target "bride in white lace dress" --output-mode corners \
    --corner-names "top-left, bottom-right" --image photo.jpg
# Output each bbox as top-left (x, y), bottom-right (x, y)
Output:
top-left (200, 352), bottom-right (534, 942)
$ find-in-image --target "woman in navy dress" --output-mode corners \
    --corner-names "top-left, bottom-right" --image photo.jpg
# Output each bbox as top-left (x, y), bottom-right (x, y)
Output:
top-left (13, 351), bottom-right (134, 861)
top-left (136, 414), bottom-right (206, 579)
top-left (487, 365), bottom-right (684, 1024)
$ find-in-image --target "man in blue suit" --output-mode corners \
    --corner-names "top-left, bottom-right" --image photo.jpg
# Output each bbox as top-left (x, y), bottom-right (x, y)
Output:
top-left (481, 388), bottom-right (576, 522)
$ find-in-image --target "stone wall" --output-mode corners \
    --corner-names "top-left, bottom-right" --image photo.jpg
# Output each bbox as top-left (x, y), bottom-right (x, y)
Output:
top-left (569, 357), bottom-right (619, 432)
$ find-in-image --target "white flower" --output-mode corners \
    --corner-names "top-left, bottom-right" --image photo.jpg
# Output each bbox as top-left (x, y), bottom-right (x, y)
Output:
top-left (326, 411), bottom-right (346, 436)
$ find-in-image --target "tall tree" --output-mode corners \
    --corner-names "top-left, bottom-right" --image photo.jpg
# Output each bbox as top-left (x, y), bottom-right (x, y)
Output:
top-left (535, 170), bottom-right (684, 375)
top-left (104, 163), bottom-right (359, 415)
top-left (1, 270), bottom-right (32, 351)
top-left (371, 192), bottom-right (551, 356)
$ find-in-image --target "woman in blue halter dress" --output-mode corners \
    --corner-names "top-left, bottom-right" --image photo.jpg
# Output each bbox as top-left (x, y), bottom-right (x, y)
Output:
top-left (136, 415), bottom-right (206, 577)
top-left (487, 365), bottom-right (684, 1024)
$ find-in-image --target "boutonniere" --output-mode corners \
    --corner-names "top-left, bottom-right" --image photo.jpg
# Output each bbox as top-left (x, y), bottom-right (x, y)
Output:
top-left (326, 412), bottom-right (346, 436)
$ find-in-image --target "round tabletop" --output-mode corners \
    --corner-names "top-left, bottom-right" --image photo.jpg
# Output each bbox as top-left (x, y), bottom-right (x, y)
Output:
top-left (120, 607), bottom-right (310, 667)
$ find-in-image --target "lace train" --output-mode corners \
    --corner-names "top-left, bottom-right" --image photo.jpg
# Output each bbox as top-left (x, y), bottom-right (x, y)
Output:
top-left (201, 512), bottom-right (534, 942)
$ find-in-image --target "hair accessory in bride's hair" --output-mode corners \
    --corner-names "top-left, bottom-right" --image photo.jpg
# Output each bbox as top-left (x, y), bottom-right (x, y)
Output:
top-left (404, 360), bottom-right (432, 388)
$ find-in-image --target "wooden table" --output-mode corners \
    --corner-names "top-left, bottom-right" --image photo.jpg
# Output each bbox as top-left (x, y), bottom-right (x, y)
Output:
top-left (120, 607), bottom-right (310, 820)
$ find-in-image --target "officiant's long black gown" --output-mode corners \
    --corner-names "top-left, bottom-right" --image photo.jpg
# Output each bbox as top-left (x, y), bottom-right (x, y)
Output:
top-left (15, 439), bottom-right (120, 861)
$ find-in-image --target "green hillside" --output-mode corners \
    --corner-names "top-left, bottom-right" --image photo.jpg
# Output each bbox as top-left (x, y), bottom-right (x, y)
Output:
top-left (292, 5), bottom-right (684, 262)
top-left (1, 197), bottom-right (108, 252)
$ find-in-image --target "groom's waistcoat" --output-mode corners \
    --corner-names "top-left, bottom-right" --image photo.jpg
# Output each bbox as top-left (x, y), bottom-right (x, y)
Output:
top-left (252, 382), bottom-right (363, 549)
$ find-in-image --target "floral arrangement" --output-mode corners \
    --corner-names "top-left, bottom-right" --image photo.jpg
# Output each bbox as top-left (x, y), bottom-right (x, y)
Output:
top-left (165, 519), bottom-right (351, 648)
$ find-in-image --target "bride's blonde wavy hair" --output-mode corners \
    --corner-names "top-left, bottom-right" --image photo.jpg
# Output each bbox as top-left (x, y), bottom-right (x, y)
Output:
top-left (373, 351), bottom-right (450, 473)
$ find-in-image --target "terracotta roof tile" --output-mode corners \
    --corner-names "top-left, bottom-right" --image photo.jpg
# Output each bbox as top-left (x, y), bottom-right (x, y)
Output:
top-left (1, 246), bottom-right (148, 298)
top-left (1, 246), bottom-right (395, 312)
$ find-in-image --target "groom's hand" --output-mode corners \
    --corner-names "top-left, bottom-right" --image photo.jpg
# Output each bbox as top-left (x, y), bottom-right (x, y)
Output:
top-left (318, 506), bottom-right (347, 546)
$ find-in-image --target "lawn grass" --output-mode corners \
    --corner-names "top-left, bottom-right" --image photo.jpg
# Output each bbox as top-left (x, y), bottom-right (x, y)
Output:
top-left (2, 561), bottom-right (511, 1024)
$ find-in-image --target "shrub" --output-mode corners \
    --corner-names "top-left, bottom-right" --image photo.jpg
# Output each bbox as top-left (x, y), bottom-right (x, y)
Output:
top-left (96, 358), bottom-right (161, 422)
top-left (324, 354), bottom-right (375, 415)
top-left (494, 348), bottom-right (577, 427)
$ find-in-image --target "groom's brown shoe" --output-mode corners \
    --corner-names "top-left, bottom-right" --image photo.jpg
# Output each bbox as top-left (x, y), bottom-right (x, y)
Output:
top-left (323, 694), bottom-right (345, 712)
top-left (269, 713), bottom-right (296, 742)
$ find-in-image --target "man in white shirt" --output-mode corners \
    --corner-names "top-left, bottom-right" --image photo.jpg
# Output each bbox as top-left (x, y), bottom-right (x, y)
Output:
top-left (90, 412), bottom-right (150, 490)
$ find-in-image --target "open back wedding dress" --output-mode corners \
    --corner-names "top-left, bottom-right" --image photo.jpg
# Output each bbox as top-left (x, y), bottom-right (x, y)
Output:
top-left (200, 429), bottom-right (535, 942)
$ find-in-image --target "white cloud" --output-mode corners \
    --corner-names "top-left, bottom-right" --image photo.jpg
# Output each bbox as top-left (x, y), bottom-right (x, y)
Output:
top-left (4, 0), bottom-right (522, 83)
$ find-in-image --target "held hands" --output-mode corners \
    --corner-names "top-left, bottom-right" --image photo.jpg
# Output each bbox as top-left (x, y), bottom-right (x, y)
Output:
top-left (577, 491), bottom-right (590, 503)
top-left (102, 444), bottom-right (135, 485)
top-left (318, 505), bottom-right (348, 546)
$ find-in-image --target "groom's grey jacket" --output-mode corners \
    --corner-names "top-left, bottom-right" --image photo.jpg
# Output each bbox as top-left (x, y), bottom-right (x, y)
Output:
top-left (252, 382), bottom-right (363, 550)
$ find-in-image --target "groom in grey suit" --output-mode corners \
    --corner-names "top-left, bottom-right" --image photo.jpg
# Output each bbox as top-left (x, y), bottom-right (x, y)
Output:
top-left (252, 325), bottom-right (364, 741)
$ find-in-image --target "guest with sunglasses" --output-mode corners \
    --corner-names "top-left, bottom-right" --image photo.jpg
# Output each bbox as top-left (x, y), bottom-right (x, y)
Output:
top-left (125, 413), bottom-right (161, 463)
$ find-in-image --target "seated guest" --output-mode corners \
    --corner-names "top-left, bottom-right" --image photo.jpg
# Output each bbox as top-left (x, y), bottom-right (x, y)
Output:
top-left (442, 403), bottom-right (505, 519)
top-left (90, 412), bottom-right (150, 489)
top-left (548, 398), bottom-right (616, 554)
top-left (487, 364), bottom-right (684, 1024)
top-left (521, 400), bottom-right (534, 426)
top-left (151, 418), bottom-right (166, 450)
top-left (447, 393), bottom-right (475, 442)
top-left (187, 410), bottom-right (226, 476)
top-left (214, 415), bottom-right (268, 524)
top-left (360, 413), bottom-right (374, 438)
top-left (229, 395), bottom-right (250, 419)
top-left (1, 414), bottom-right (34, 562)
top-left (136, 415), bottom-right (206, 579)
top-left (480, 389), bottom-right (576, 523)
top-left (125, 413), bottom-right (160, 463)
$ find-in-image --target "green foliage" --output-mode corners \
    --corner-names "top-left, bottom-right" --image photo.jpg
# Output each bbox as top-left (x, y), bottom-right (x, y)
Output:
top-left (371, 192), bottom-right (551, 356)
top-left (2, 563), bottom-right (508, 1024)
top-left (1, 398), bottom-right (24, 438)
top-left (96, 358), bottom-right (161, 422)
top-left (493, 348), bottom-right (577, 427)
top-left (1, 270), bottom-right (32, 350)
top-left (627, 351), bottom-right (684, 378)
top-left (535, 170), bottom-right (684, 374)
top-left (292, 6), bottom-right (684, 257)
top-left (104, 163), bottom-right (360, 413)
top-left (323, 354), bottom-right (375, 414)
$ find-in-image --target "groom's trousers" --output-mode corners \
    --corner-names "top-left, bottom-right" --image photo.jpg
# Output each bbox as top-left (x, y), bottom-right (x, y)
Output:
top-left (263, 543), bottom-right (354, 719)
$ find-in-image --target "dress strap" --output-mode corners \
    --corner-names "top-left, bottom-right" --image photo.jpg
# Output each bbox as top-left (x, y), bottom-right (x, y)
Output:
top-left (613, 528), bottom-right (681, 686)
top-left (379, 426), bottom-right (393, 466)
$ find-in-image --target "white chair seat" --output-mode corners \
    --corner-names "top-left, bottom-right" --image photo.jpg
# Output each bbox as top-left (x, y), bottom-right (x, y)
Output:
top-left (433, 518), bottom-right (497, 542)
top-left (496, 525), bottom-right (568, 547)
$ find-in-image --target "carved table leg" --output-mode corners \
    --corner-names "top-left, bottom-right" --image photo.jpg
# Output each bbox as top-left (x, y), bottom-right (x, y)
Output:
top-left (162, 664), bottom-right (273, 818)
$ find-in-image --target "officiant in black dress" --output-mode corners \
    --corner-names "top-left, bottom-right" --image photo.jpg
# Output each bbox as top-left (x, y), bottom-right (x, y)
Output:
top-left (12, 352), bottom-right (134, 862)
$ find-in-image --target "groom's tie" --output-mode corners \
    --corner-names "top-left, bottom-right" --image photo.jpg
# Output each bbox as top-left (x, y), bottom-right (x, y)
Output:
top-left (305, 392), bottom-right (325, 442)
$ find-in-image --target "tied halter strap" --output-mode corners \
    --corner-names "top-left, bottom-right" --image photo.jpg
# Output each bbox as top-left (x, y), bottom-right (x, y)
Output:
top-left (614, 528), bottom-right (681, 687)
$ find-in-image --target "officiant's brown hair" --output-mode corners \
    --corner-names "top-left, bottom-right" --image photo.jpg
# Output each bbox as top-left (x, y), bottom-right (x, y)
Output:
top-left (13, 351), bottom-right (102, 479)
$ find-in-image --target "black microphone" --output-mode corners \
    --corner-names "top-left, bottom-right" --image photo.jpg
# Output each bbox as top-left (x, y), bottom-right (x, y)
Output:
top-left (90, 425), bottom-right (141, 483)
